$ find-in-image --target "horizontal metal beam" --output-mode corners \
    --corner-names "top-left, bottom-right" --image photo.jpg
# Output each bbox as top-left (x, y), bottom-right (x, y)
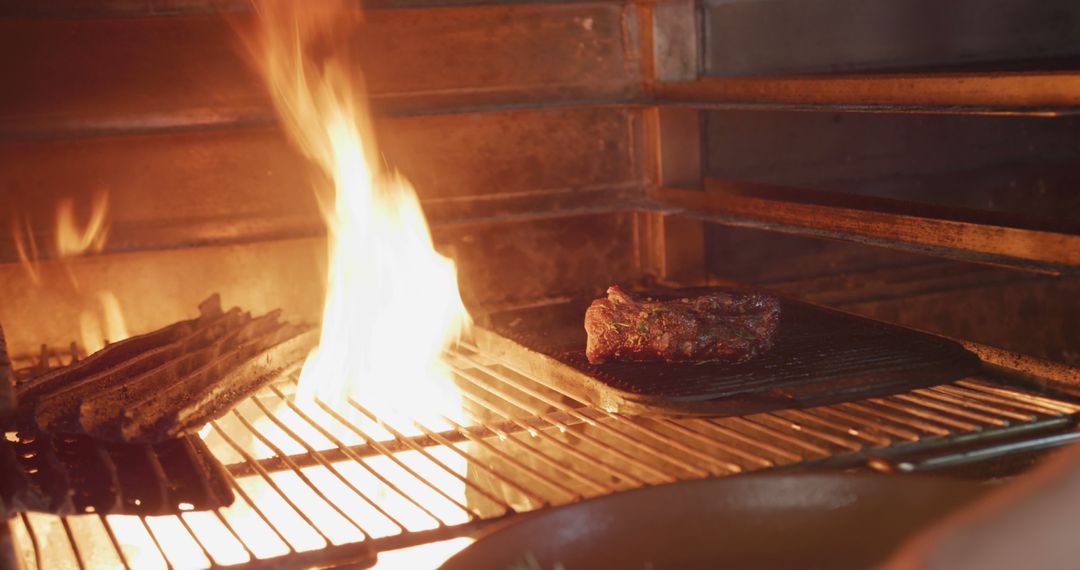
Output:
top-left (650, 180), bottom-right (1080, 275)
top-left (654, 73), bottom-right (1080, 117)
top-left (0, 4), bottom-right (641, 141)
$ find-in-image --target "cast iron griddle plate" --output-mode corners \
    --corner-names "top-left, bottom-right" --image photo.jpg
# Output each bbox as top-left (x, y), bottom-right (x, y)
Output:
top-left (475, 287), bottom-right (980, 416)
top-left (440, 474), bottom-right (991, 570)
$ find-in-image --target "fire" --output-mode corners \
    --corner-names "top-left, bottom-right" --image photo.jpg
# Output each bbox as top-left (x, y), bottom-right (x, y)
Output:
top-left (12, 190), bottom-right (129, 354)
top-left (78, 291), bottom-right (131, 355)
top-left (12, 214), bottom-right (41, 285)
top-left (16, 3), bottom-right (475, 568)
top-left (56, 191), bottom-right (129, 353)
top-left (241, 3), bottom-right (475, 566)
top-left (251, 0), bottom-right (470, 418)
top-left (56, 190), bottom-right (110, 258)
top-left (12, 190), bottom-right (110, 280)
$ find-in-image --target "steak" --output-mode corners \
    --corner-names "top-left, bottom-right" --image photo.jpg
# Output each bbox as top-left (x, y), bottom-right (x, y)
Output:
top-left (584, 286), bottom-right (781, 364)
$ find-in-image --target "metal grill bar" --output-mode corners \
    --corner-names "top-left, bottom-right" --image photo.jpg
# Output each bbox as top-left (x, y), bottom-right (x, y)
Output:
top-left (253, 389), bottom-right (415, 531)
top-left (450, 351), bottom-right (737, 477)
top-left (312, 397), bottom-right (513, 518)
top-left (700, 419), bottom-right (805, 463)
top-left (204, 509), bottom-right (255, 566)
top-left (673, 420), bottom-right (774, 467)
top-left (16, 514), bottom-right (41, 569)
top-left (809, 406), bottom-right (920, 442)
top-left (933, 385), bottom-right (1068, 416)
top-left (916, 390), bottom-right (1035, 422)
top-left (782, 409), bottom-right (893, 447)
top-left (436, 414), bottom-right (588, 501)
top-left (8, 345), bottom-right (1080, 570)
top-left (346, 399), bottom-right (525, 513)
top-left (957, 380), bottom-right (1080, 413)
top-left (176, 513), bottom-right (232, 568)
top-left (448, 364), bottom-right (671, 484)
top-left (210, 420), bottom-right (332, 550)
top-left (59, 518), bottom-right (85, 570)
top-left (227, 408), bottom-right (372, 540)
top-left (837, 401), bottom-right (952, 436)
top-left (866, 398), bottom-right (980, 431)
top-left (724, 416), bottom-right (833, 457)
top-left (97, 514), bottom-right (130, 570)
top-left (137, 516), bottom-right (172, 569)
top-left (447, 398), bottom-right (619, 494)
top-left (263, 387), bottom-right (435, 531)
top-left (454, 386), bottom-right (636, 489)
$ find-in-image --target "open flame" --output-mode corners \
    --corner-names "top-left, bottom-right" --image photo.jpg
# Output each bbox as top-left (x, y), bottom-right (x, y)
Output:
top-left (12, 190), bottom-right (110, 285)
top-left (56, 190), bottom-right (110, 258)
top-left (78, 291), bottom-right (130, 355)
top-left (58, 191), bottom-right (126, 353)
top-left (12, 190), bottom-right (128, 354)
top-left (252, 0), bottom-right (470, 418)
top-left (16, 4), bottom-right (476, 567)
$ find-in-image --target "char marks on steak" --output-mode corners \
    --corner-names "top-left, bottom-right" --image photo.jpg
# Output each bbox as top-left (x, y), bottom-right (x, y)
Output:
top-left (584, 285), bottom-right (781, 364)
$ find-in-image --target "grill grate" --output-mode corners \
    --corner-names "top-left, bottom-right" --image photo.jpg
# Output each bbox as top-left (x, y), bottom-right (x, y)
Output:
top-left (6, 343), bottom-right (1080, 569)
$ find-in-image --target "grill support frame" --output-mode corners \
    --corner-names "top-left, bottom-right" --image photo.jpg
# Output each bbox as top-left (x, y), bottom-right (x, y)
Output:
top-left (5, 340), bottom-right (1080, 570)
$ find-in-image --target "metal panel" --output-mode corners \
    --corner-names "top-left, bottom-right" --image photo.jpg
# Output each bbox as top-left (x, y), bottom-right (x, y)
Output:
top-left (653, 107), bottom-right (703, 189)
top-left (0, 3), bottom-right (641, 140)
top-left (652, 0), bottom-right (699, 82)
top-left (0, 106), bottom-right (644, 263)
top-left (651, 180), bottom-right (1080, 275)
top-left (702, 0), bottom-right (1080, 76)
top-left (699, 110), bottom-right (1080, 229)
top-left (0, 210), bottom-right (641, 359)
top-left (656, 72), bottom-right (1080, 116)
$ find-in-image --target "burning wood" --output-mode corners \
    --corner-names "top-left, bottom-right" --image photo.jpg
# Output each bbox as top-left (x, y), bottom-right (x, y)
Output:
top-left (16, 294), bottom-right (316, 443)
top-left (0, 295), bottom-right (314, 516)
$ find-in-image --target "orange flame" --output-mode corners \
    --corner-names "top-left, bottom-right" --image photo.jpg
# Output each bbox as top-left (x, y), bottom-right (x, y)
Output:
top-left (56, 190), bottom-right (110, 258)
top-left (11, 190), bottom-right (128, 355)
top-left (177, 5), bottom-right (479, 566)
top-left (12, 190), bottom-right (111, 283)
top-left (12, 214), bottom-right (42, 285)
top-left (251, 0), bottom-right (470, 416)
top-left (78, 291), bottom-right (131, 355)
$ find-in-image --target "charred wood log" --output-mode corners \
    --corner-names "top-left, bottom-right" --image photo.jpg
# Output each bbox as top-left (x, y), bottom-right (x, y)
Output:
top-left (0, 294), bottom-right (314, 516)
top-left (120, 324), bottom-right (318, 442)
top-left (17, 294), bottom-right (316, 443)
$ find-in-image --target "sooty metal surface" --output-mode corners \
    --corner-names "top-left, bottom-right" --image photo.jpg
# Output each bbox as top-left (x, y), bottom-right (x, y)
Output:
top-left (478, 288), bottom-right (980, 415)
top-left (0, 432), bottom-right (232, 517)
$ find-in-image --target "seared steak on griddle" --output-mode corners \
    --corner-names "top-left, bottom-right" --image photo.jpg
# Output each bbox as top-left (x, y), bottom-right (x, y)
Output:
top-left (584, 286), bottom-right (781, 364)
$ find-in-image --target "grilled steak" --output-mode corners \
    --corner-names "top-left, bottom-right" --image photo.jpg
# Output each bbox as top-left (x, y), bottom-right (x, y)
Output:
top-left (584, 286), bottom-right (781, 364)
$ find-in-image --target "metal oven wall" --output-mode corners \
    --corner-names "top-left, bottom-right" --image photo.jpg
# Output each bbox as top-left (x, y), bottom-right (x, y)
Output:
top-left (2, 0), bottom-right (1078, 369)
top-left (0, 1), bottom-right (649, 357)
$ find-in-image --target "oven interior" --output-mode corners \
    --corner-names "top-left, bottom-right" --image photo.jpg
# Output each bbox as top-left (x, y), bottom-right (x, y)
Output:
top-left (1, 1), bottom-right (1079, 568)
